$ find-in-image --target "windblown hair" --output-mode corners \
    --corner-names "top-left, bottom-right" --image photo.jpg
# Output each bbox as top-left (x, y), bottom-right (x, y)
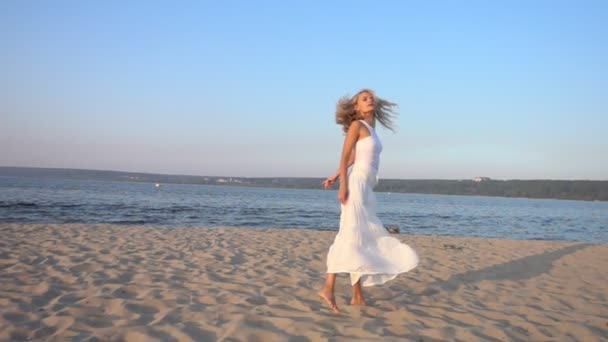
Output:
top-left (335, 89), bottom-right (398, 133)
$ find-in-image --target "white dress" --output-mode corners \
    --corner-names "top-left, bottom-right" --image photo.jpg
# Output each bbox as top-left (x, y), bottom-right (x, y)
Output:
top-left (326, 120), bottom-right (419, 287)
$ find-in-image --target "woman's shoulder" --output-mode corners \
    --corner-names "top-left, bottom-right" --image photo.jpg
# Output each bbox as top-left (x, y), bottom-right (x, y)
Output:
top-left (349, 120), bottom-right (363, 130)
top-left (346, 120), bottom-right (363, 135)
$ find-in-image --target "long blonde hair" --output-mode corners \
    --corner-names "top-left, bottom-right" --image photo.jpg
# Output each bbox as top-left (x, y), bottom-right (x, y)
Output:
top-left (335, 88), bottom-right (398, 133)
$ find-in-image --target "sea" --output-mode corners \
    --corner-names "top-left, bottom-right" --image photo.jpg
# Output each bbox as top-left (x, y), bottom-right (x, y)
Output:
top-left (1, 176), bottom-right (606, 243)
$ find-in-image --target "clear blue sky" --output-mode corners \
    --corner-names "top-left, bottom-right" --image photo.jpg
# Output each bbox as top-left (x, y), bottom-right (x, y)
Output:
top-left (1, 0), bottom-right (606, 180)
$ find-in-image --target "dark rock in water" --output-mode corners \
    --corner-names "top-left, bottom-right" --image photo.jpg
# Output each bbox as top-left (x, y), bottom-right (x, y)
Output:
top-left (384, 225), bottom-right (400, 234)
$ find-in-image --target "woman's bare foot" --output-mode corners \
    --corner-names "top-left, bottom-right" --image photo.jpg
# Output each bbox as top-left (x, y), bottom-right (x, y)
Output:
top-left (318, 290), bottom-right (340, 313)
top-left (350, 295), bottom-right (367, 306)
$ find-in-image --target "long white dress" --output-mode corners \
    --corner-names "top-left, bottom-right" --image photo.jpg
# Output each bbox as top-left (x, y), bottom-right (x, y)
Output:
top-left (326, 120), bottom-right (419, 287)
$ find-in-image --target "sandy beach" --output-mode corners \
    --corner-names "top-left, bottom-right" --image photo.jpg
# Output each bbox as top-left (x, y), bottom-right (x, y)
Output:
top-left (1, 223), bottom-right (606, 341)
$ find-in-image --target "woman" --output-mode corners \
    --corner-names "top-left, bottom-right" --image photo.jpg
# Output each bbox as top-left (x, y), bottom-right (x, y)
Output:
top-left (318, 89), bottom-right (419, 313)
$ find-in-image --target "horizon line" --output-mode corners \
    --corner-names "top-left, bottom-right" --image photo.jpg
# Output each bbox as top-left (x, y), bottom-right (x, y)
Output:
top-left (1, 165), bottom-right (606, 182)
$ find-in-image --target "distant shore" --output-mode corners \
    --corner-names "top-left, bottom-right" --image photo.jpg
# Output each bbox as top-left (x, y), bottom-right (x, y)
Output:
top-left (1, 166), bottom-right (607, 201)
top-left (1, 223), bottom-right (607, 341)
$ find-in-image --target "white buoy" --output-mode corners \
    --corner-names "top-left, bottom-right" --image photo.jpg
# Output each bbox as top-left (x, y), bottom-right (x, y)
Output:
top-left (155, 183), bottom-right (161, 188)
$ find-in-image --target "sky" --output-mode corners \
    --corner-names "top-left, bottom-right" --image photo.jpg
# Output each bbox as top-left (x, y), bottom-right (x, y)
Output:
top-left (1, 0), bottom-right (607, 180)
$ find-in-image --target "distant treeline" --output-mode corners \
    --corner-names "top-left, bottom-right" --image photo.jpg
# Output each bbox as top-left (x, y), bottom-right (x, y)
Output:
top-left (375, 179), bottom-right (608, 201)
top-left (1, 167), bottom-right (607, 201)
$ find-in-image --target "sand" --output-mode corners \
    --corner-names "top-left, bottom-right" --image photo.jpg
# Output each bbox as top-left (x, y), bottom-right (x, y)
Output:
top-left (0, 223), bottom-right (606, 341)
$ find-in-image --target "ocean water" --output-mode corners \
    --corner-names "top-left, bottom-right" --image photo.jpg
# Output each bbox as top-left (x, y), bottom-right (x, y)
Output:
top-left (1, 176), bottom-right (606, 243)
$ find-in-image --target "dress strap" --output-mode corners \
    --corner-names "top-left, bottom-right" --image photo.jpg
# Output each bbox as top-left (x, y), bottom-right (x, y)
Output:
top-left (359, 120), bottom-right (374, 133)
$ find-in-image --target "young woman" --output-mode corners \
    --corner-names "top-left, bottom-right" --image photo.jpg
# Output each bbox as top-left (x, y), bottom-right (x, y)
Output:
top-left (318, 89), bottom-right (419, 313)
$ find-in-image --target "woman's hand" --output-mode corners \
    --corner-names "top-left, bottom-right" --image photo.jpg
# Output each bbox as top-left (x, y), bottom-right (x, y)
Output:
top-left (338, 186), bottom-right (349, 204)
top-left (321, 175), bottom-right (338, 189)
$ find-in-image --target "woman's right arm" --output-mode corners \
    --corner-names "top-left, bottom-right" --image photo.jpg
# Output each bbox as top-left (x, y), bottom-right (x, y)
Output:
top-left (337, 122), bottom-right (361, 204)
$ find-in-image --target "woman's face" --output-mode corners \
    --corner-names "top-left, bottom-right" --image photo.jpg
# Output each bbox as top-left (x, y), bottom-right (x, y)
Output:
top-left (356, 92), bottom-right (375, 116)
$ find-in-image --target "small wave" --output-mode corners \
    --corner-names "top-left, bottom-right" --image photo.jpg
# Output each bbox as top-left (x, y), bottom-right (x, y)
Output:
top-left (239, 208), bottom-right (265, 215)
top-left (58, 204), bottom-right (83, 209)
top-left (0, 201), bottom-right (39, 208)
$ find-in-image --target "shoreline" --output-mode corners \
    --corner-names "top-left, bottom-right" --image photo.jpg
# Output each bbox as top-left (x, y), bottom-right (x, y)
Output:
top-left (1, 223), bottom-right (607, 341)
